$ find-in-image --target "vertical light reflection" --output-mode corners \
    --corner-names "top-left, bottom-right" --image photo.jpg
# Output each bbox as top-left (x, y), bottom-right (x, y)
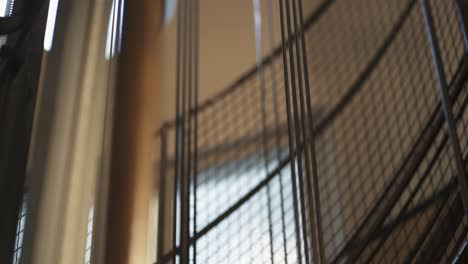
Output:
top-left (84, 205), bottom-right (94, 264)
top-left (105, 0), bottom-right (125, 60)
top-left (43, 0), bottom-right (60, 51)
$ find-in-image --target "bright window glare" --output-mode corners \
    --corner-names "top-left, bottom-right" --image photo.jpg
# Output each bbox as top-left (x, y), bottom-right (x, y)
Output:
top-left (0, 0), bottom-right (14, 47)
top-left (105, 0), bottom-right (125, 60)
top-left (0, 0), bottom-right (7, 47)
top-left (44, 0), bottom-right (60, 51)
top-left (0, 0), bottom-right (8, 17)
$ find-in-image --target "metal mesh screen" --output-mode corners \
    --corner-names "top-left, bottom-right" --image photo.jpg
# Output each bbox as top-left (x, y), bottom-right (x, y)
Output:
top-left (156, 0), bottom-right (468, 263)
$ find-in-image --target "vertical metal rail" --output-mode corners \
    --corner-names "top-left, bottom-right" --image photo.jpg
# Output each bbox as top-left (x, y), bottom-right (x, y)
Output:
top-left (280, 0), bottom-right (324, 262)
top-left (266, 0), bottom-right (289, 262)
top-left (157, 127), bottom-right (168, 261)
top-left (252, 1), bottom-right (275, 263)
top-left (286, 4), bottom-right (314, 257)
top-left (179, 0), bottom-right (190, 261)
top-left (278, 0), bottom-right (304, 262)
top-left (178, 0), bottom-right (198, 263)
top-left (421, 0), bottom-right (468, 216)
top-left (172, 0), bottom-right (183, 260)
top-left (192, 0), bottom-right (199, 263)
top-left (294, 0), bottom-right (325, 262)
top-left (283, 0), bottom-right (312, 260)
top-left (170, 0), bottom-right (199, 262)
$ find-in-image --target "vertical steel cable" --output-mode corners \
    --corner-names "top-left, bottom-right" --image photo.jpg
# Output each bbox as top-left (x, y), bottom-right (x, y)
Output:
top-left (421, 0), bottom-right (468, 218)
top-left (172, 0), bottom-right (183, 260)
top-left (177, 0), bottom-right (198, 263)
top-left (192, 0), bottom-right (199, 262)
top-left (179, 0), bottom-right (190, 261)
top-left (252, 0), bottom-right (275, 263)
top-left (282, 0), bottom-right (312, 262)
top-left (170, 1), bottom-right (199, 262)
top-left (278, 0), bottom-right (325, 262)
top-left (287, 0), bottom-right (320, 261)
top-left (278, 0), bottom-right (303, 262)
top-left (265, 0), bottom-right (289, 262)
top-left (293, 0), bottom-right (325, 262)
top-left (157, 127), bottom-right (167, 261)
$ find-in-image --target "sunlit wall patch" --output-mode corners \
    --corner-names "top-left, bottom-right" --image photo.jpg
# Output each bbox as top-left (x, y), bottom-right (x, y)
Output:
top-left (43, 0), bottom-right (60, 51)
top-left (105, 0), bottom-right (125, 60)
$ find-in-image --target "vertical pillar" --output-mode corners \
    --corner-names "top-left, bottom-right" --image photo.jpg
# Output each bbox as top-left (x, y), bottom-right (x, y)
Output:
top-left (23, 1), bottom-right (115, 264)
top-left (104, 0), bottom-right (162, 263)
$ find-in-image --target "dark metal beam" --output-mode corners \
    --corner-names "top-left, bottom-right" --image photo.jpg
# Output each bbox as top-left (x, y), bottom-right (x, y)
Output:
top-left (422, 0), bottom-right (468, 216)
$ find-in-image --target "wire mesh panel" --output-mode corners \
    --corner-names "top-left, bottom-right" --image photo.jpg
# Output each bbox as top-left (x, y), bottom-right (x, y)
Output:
top-left (156, 0), bottom-right (468, 263)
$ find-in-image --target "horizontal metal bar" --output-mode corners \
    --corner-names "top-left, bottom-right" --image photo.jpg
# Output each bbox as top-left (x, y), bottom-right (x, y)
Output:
top-left (163, 111), bottom-right (325, 169)
top-left (408, 190), bottom-right (464, 263)
top-left (332, 54), bottom-right (468, 264)
top-left (363, 70), bottom-right (468, 262)
top-left (369, 179), bottom-right (457, 243)
top-left (422, 0), bottom-right (468, 215)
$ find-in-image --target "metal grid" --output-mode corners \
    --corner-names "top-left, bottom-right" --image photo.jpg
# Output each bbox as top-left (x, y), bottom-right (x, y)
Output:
top-left (156, 0), bottom-right (468, 263)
